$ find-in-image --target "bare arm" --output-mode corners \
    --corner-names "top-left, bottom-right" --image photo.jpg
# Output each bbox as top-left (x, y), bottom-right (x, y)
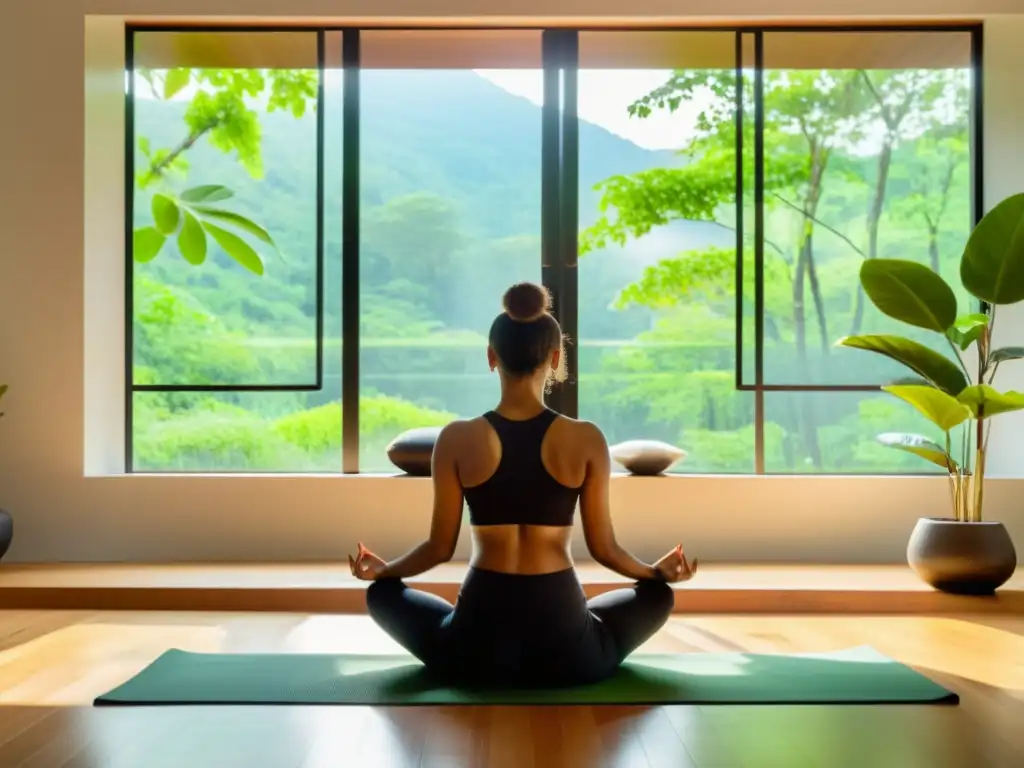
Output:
top-left (578, 422), bottom-right (659, 581)
top-left (379, 423), bottom-right (465, 579)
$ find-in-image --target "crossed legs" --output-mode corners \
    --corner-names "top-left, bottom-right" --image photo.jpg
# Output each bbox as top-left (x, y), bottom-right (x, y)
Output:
top-left (365, 576), bottom-right (674, 685)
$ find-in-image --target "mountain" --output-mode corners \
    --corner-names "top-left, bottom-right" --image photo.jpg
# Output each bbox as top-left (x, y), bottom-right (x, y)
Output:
top-left (132, 69), bottom-right (717, 353)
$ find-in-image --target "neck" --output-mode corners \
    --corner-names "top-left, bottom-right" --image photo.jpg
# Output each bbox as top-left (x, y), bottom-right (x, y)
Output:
top-left (497, 377), bottom-right (546, 417)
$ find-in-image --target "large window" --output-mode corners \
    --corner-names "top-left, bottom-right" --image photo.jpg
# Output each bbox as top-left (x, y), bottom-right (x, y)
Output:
top-left (125, 26), bottom-right (981, 475)
top-left (576, 31), bottom-right (755, 473)
top-left (357, 31), bottom-right (544, 472)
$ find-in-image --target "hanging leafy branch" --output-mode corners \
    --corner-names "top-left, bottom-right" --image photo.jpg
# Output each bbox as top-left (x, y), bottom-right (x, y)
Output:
top-left (134, 67), bottom-right (318, 274)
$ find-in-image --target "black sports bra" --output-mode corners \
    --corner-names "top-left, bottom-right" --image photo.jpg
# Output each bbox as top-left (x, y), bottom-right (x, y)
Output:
top-left (463, 409), bottom-right (582, 527)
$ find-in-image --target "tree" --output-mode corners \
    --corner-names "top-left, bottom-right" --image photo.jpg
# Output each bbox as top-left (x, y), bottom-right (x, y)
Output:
top-left (887, 75), bottom-right (971, 277)
top-left (581, 68), bottom-right (868, 468)
top-left (847, 69), bottom-right (954, 336)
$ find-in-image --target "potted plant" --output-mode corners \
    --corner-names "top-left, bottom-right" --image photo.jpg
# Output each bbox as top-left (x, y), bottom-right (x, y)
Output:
top-left (0, 383), bottom-right (10, 561)
top-left (838, 193), bottom-right (1023, 595)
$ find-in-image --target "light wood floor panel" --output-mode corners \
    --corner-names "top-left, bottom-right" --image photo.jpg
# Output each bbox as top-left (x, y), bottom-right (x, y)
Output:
top-left (0, 611), bottom-right (1018, 766)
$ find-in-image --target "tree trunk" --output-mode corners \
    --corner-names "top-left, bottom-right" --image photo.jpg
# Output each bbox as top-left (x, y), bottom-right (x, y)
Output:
top-left (849, 139), bottom-right (893, 337)
top-left (791, 145), bottom-right (827, 471)
top-left (928, 224), bottom-right (940, 274)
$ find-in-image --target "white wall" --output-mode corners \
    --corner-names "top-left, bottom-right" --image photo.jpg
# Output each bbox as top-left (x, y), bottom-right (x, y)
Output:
top-left (0, 2), bottom-right (1022, 564)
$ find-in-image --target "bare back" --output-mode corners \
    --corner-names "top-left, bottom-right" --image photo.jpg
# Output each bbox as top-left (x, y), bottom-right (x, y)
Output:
top-left (450, 413), bottom-right (588, 574)
top-left (427, 408), bottom-right (622, 577)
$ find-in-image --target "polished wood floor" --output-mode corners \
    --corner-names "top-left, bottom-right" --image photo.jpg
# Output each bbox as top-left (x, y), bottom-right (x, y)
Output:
top-left (0, 612), bottom-right (1019, 767)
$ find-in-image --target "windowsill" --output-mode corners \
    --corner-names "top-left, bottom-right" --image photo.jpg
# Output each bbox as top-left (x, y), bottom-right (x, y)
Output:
top-left (1, 561), bottom-right (1019, 614)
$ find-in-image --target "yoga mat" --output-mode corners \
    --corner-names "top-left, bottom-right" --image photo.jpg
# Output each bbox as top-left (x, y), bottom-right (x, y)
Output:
top-left (95, 646), bottom-right (956, 706)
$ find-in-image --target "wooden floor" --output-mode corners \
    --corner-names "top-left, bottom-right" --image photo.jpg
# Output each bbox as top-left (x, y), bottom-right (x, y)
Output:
top-left (1, 562), bottom-right (1020, 614)
top-left (0, 611), bottom-right (1019, 767)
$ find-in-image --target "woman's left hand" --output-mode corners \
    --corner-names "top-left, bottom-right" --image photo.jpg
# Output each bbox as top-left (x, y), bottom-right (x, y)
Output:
top-left (349, 541), bottom-right (388, 581)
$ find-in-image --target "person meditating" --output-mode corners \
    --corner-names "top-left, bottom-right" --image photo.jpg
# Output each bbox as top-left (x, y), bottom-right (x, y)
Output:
top-left (349, 282), bottom-right (697, 689)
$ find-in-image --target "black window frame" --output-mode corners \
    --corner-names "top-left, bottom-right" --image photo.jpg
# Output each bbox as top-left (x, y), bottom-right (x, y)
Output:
top-left (124, 23), bottom-right (985, 475)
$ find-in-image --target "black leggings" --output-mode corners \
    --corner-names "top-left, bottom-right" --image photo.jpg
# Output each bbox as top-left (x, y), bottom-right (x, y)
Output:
top-left (366, 567), bottom-right (674, 689)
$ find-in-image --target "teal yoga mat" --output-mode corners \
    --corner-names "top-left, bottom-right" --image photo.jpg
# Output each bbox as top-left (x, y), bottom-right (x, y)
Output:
top-left (94, 646), bottom-right (956, 706)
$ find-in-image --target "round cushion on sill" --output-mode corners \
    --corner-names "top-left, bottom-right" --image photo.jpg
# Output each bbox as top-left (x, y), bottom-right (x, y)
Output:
top-left (386, 426), bottom-right (443, 476)
top-left (609, 440), bottom-right (687, 476)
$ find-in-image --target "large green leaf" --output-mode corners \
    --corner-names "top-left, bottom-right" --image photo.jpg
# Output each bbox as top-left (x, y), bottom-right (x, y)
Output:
top-left (837, 335), bottom-right (968, 395)
top-left (990, 346), bottom-right (1024, 365)
top-left (946, 313), bottom-right (989, 351)
top-left (133, 227), bottom-right (166, 263)
top-left (180, 185), bottom-right (233, 204)
top-left (960, 192), bottom-right (1024, 304)
top-left (177, 210), bottom-right (207, 266)
top-left (164, 68), bottom-right (191, 99)
top-left (956, 384), bottom-right (1024, 417)
top-left (877, 433), bottom-right (957, 471)
top-left (193, 207), bottom-right (275, 247)
top-left (151, 194), bottom-right (180, 235)
top-left (202, 222), bottom-right (264, 275)
top-left (881, 385), bottom-right (972, 431)
top-left (860, 258), bottom-right (957, 332)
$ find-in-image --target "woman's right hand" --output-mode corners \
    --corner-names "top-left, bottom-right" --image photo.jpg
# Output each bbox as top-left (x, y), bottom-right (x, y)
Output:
top-left (654, 545), bottom-right (698, 583)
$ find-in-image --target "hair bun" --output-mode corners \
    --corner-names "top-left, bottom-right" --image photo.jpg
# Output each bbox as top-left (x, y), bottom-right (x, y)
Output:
top-left (502, 282), bottom-right (550, 322)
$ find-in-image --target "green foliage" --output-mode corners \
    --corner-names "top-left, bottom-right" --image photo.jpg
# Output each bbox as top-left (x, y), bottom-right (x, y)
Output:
top-left (845, 194), bottom-right (1024, 520)
top-left (990, 347), bottom-right (1024, 365)
top-left (876, 433), bottom-right (956, 471)
top-left (955, 385), bottom-right (1024, 418)
top-left (960, 193), bottom-right (1024, 304)
top-left (133, 67), bottom-right (315, 274)
top-left (133, 276), bottom-right (262, 385)
top-left (133, 227), bottom-right (166, 263)
top-left (946, 313), bottom-right (988, 351)
top-left (135, 395), bottom-right (456, 472)
top-left (880, 385), bottom-right (971, 431)
top-left (202, 220), bottom-right (265, 275)
top-left (135, 185), bottom-right (277, 274)
top-left (132, 58), bottom-right (990, 482)
top-left (859, 259), bottom-right (958, 332)
top-left (177, 210), bottom-right (207, 265)
top-left (837, 334), bottom-right (967, 396)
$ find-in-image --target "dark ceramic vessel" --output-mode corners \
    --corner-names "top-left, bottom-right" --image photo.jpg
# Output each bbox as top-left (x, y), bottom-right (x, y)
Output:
top-left (0, 510), bottom-right (12, 561)
top-left (907, 518), bottom-right (1017, 595)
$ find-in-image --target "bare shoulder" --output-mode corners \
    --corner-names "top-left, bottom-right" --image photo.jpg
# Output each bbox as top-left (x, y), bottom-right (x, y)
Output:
top-left (437, 417), bottom-right (490, 446)
top-left (555, 416), bottom-right (608, 448)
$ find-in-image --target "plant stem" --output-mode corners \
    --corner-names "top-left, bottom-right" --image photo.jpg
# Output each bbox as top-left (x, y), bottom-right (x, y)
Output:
top-left (945, 336), bottom-right (972, 380)
top-left (989, 361), bottom-right (1001, 385)
top-left (944, 431), bottom-right (958, 519)
top-left (973, 410), bottom-right (986, 522)
top-left (973, 449), bottom-right (986, 522)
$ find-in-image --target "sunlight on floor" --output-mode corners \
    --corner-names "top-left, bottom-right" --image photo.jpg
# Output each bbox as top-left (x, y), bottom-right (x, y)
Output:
top-left (0, 622), bottom-right (226, 706)
top-left (284, 615), bottom-right (407, 654)
top-left (679, 616), bottom-right (1024, 691)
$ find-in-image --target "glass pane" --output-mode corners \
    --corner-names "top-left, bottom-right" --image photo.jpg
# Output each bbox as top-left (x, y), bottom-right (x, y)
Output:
top-left (757, 31), bottom-right (975, 386)
top-left (133, 391), bottom-right (341, 472)
top-left (576, 31), bottom-right (754, 473)
top-left (131, 31), bottom-right (323, 386)
top-left (763, 390), bottom-right (969, 474)
top-left (358, 31), bottom-right (544, 472)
